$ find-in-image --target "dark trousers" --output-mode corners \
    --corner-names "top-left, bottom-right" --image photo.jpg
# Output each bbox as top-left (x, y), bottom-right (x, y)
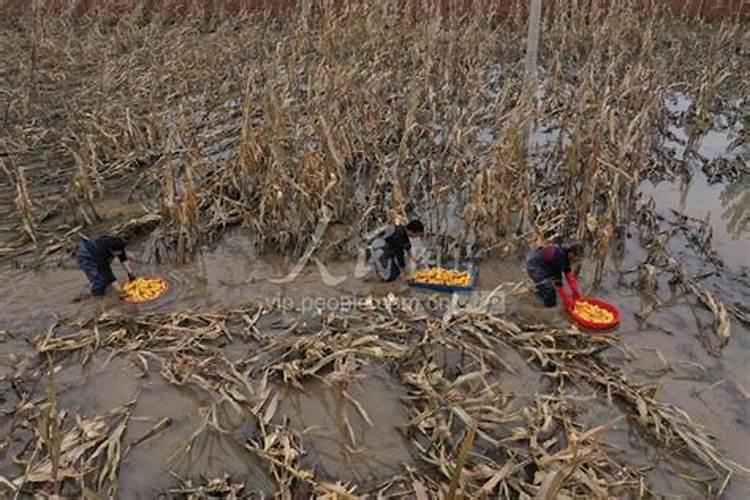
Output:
top-left (527, 263), bottom-right (557, 307)
top-left (77, 249), bottom-right (116, 296)
top-left (371, 238), bottom-right (401, 282)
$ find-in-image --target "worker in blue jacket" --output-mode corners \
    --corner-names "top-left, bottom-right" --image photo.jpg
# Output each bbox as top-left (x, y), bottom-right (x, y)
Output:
top-left (76, 235), bottom-right (136, 296)
top-left (526, 243), bottom-right (584, 308)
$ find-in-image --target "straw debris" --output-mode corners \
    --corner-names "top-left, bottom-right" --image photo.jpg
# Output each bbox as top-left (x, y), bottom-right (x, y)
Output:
top-left (1, 295), bottom-right (744, 497)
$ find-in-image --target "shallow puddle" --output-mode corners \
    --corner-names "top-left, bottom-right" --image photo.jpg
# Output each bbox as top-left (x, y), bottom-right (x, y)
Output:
top-left (278, 365), bottom-right (414, 484)
top-left (0, 163), bottom-right (748, 496)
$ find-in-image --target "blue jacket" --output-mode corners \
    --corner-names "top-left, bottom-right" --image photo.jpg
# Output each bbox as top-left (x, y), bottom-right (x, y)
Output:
top-left (78, 236), bottom-right (128, 267)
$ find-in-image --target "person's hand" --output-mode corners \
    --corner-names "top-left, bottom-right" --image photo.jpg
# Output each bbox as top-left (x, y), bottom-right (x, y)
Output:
top-left (565, 272), bottom-right (581, 300)
top-left (127, 272), bottom-right (136, 282)
top-left (557, 286), bottom-right (574, 311)
top-left (563, 294), bottom-right (574, 310)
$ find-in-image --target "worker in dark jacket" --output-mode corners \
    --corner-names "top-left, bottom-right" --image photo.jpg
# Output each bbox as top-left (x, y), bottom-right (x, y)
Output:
top-left (76, 236), bottom-right (136, 296)
top-left (370, 220), bottom-right (425, 282)
top-left (526, 243), bottom-right (584, 308)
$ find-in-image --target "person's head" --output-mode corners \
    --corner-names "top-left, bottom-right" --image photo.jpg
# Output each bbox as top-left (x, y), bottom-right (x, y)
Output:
top-left (405, 219), bottom-right (425, 238)
top-left (566, 243), bottom-right (584, 264)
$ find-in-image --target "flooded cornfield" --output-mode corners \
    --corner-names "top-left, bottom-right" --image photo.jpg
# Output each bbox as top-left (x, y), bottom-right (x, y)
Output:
top-left (1, 1), bottom-right (749, 498)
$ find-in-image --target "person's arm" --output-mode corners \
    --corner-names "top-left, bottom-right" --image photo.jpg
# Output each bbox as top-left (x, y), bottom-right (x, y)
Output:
top-left (116, 249), bottom-right (136, 281)
top-left (552, 270), bottom-right (573, 309)
top-left (402, 248), bottom-right (419, 279)
top-left (556, 284), bottom-right (574, 310)
top-left (560, 252), bottom-right (580, 299)
top-left (408, 247), bottom-right (418, 264)
top-left (395, 249), bottom-right (407, 269)
top-left (565, 272), bottom-right (581, 299)
top-left (404, 235), bottom-right (417, 263)
top-left (122, 260), bottom-right (136, 282)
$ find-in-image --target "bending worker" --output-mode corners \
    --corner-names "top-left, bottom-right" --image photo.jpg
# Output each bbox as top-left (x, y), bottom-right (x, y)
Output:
top-left (76, 235), bottom-right (136, 296)
top-left (526, 243), bottom-right (584, 308)
top-left (370, 219), bottom-right (425, 282)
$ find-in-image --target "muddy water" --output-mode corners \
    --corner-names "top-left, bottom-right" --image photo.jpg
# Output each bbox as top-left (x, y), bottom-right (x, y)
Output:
top-left (279, 365), bottom-right (413, 484)
top-left (1, 210), bottom-right (747, 497)
top-left (0, 233), bottom-right (425, 495)
top-left (1, 173), bottom-right (749, 494)
top-left (627, 99), bottom-right (750, 495)
top-left (48, 354), bottom-right (271, 497)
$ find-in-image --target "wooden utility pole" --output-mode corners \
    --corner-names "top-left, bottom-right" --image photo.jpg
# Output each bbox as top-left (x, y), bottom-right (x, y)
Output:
top-left (518, 0), bottom-right (543, 234)
top-left (523, 0), bottom-right (543, 154)
top-left (523, 0), bottom-right (543, 90)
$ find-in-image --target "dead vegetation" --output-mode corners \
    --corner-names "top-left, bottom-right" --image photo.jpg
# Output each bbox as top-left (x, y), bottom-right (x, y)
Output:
top-left (0, 0), bottom-right (748, 497)
top-left (1, 296), bottom-right (747, 497)
top-left (0, 0), bottom-right (747, 264)
top-left (2, 0), bottom-right (742, 360)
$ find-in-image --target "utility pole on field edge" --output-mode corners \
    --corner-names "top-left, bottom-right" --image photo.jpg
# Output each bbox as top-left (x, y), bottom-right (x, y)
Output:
top-left (519, 0), bottom-right (543, 235)
top-left (523, 0), bottom-right (543, 154)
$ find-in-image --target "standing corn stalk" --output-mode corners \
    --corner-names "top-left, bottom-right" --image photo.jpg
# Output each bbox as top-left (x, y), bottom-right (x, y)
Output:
top-left (13, 165), bottom-right (37, 245)
top-left (70, 149), bottom-right (101, 227)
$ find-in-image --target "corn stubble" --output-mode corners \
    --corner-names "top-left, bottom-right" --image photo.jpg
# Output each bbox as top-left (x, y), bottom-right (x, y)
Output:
top-left (0, 0), bottom-right (748, 498)
top-left (1, 295), bottom-right (745, 497)
top-left (0, 1), bottom-right (744, 262)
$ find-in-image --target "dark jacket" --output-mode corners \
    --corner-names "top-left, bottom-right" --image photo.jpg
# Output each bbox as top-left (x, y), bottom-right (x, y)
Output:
top-left (383, 225), bottom-right (412, 268)
top-left (527, 245), bottom-right (571, 287)
top-left (78, 236), bottom-right (128, 266)
top-left (76, 236), bottom-right (128, 295)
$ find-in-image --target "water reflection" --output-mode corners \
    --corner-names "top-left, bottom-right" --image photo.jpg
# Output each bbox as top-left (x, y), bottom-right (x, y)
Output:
top-left (720, 174), bottom-right (750, 240)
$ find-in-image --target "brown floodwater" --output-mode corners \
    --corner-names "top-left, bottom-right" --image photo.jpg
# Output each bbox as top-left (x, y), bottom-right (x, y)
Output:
top-left (279, 365), bottom-right (414, 484)
top-left (0, 134), bottom-right (748, 496)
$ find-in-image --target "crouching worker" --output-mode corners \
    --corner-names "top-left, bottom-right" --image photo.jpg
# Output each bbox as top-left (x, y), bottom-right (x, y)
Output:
top-left (526, 243), bottom-right (584, 309)
top-left (370, 220), bottom-right (425, 282)
top-left (77, 235), bottom-right (136, 296)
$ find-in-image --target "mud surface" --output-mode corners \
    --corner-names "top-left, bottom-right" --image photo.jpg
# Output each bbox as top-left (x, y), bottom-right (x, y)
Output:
top-left (1, 159), bottom-right (748, 496)
top-left (0, 6), bottom-right (748, 497)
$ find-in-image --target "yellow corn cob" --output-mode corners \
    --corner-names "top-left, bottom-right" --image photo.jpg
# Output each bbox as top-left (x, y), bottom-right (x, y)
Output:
top-left (411, 267), bottom-right (472, 287)
top-left (123, 278), bottom-right (167, 303)
top-left (573, 300), bottom-right (615, 323)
